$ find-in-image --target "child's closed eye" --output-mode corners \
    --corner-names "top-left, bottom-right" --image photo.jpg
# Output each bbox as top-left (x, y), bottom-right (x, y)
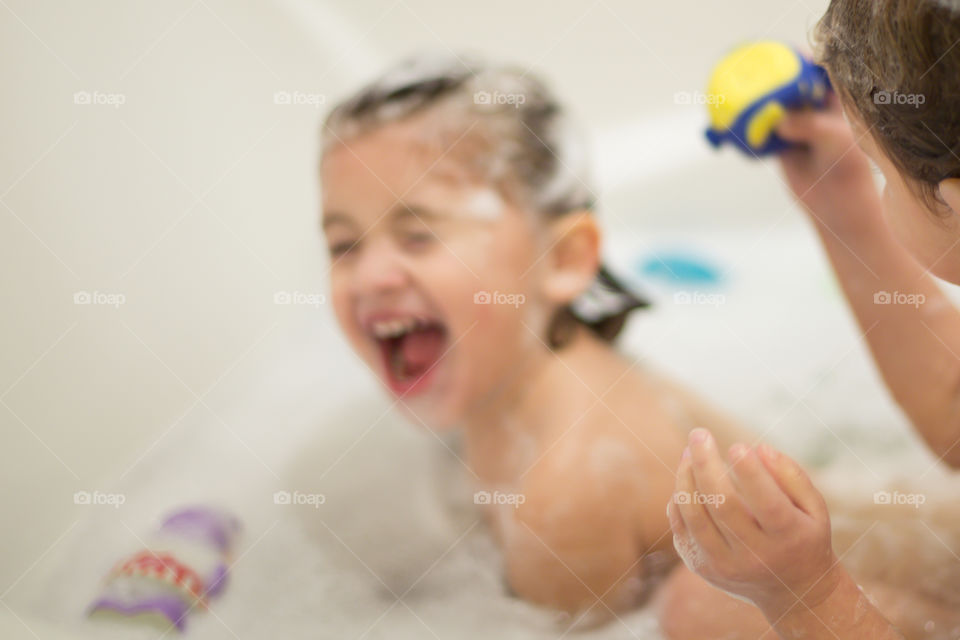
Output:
top-left (401, 229), bottom-right (435, 251)
top-left (328, 239), bottom-right (359, 258)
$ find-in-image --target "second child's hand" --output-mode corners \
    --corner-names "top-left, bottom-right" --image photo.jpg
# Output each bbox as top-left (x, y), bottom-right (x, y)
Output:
top-left (776, 91), bottom-right (881, 234)
top-left (667, 428), bottom-right (905, 639)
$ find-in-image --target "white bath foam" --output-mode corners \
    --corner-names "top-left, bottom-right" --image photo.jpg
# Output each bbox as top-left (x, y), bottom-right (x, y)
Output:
top-left (460, 187), bottom-right (506, 221)
top-left (672, 534), bottom-right (764, 609)
top-left (15, 402), bottom-right (664, 639)
top-left (672, 533), bottom-right (706, 573)
top-left (11, 224), bottom-right (960, 639)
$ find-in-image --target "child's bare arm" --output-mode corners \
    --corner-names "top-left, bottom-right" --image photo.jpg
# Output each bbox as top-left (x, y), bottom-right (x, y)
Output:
top-left (499, 435), bottom-right (664, 618)
top-left (777, 96), bottom-right (960, 467)
top-left (502, 491), bottom-right (641, 617)
top-left (668, 428), bottom-right (905, 640)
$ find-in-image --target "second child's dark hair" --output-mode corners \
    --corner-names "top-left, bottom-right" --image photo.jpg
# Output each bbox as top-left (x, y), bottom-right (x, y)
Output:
top-left (815, 0), bottom-right (960, 211)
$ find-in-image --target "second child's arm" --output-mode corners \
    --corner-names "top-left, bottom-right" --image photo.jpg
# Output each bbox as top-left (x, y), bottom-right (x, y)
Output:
top-left (777, 94), bottom-right (960, 467)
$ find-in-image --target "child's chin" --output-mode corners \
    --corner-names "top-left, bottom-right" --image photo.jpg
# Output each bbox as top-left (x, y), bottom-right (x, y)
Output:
top-left (396, 401), bottom-right (461, 432)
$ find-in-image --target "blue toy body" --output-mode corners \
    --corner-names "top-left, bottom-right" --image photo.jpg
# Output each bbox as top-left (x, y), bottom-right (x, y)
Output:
top-left (705, 42), bottom-right (831, 157)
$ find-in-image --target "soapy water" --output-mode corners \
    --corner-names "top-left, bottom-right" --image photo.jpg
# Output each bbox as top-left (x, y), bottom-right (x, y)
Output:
top-left (672, 534), bottom-right (762, 609)
top-left (8, 228), bottom-right (960, 639)
top-left (672, 533), bottom-right (706, 573)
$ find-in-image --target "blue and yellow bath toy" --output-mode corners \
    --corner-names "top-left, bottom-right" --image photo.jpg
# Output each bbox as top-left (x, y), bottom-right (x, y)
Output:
top-left (704, 41), bottom-right (830, 157)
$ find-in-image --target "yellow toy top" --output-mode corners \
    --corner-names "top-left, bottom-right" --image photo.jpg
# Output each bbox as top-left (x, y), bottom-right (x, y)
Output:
top-left (706, 41), bottom-right (801, 132)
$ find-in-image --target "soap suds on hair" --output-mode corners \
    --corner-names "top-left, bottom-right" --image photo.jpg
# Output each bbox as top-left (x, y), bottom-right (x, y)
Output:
top-left (460, 188), bottom-right (505, 221)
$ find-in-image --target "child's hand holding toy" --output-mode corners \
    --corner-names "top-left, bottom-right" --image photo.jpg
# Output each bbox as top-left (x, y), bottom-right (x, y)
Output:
top-left (704, 40), bottom-right (882, 233)
top-left (704, 41), bottom-right (830, 157)
top-left (776, 91), bottom-right (884, 235)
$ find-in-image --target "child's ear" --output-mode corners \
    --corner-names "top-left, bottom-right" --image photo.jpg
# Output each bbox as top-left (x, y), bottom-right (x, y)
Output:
top-left (541, 211), bottom-right (600, 305)
top-left (939, 178), bottom-right (960, 217)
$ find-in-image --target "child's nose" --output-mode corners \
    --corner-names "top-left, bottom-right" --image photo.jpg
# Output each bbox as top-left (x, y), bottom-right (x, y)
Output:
top-left (352, 243), bottom-right (408, 295)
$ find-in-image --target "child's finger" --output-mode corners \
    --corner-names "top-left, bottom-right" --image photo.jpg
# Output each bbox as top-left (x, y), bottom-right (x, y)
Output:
top-left (777, 91), bottom-right (846, 141)
top-left (687, 430), bottom-right (756, 542)
top-left (728, 444), bottom-right (796, 532)
top-left (756, 444), bottom-right (827, 520)
top-left (777, 109), bottom-right (845, 145)
top-left (776, 110), bottom-right (817, 143)
top-left (667, 497), bottom-right (686, 538)
top-left (674, 447), bottom-right (727, 554)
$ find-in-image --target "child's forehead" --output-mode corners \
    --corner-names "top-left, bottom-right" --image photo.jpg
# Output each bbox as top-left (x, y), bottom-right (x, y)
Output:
top-left (325, 118), bottom-right (514, 197)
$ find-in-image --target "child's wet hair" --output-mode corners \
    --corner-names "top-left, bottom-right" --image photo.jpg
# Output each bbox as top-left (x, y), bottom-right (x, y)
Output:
top-left (320, 52), bottom-right (648, 348)
top-left (814, 0), bottom-right (960, 211)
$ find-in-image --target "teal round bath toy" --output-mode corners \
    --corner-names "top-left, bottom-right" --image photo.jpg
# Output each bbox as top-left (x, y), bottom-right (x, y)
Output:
top-left (637, 252), bottom-right (722, 287)
top-left (704, 41), bottom-right (831, 157)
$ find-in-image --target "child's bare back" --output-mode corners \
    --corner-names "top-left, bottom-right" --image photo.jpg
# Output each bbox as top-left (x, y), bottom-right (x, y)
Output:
top-left (465, 324), bottom-right (750, 616)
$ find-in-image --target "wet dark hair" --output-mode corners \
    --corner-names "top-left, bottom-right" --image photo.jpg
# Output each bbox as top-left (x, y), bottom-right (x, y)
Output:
top-left (815, 0), bottom-right (960, 211)
top-left (320, 51), bottom-right (648, 349)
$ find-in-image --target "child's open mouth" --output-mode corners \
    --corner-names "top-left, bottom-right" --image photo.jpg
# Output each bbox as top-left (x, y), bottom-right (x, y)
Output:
top-left (368, 315), bottom-right (448, 396)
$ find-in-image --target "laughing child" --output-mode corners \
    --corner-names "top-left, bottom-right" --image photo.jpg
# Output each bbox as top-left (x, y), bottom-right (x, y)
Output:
top-left (318, 52), bottom-right (753, 622)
